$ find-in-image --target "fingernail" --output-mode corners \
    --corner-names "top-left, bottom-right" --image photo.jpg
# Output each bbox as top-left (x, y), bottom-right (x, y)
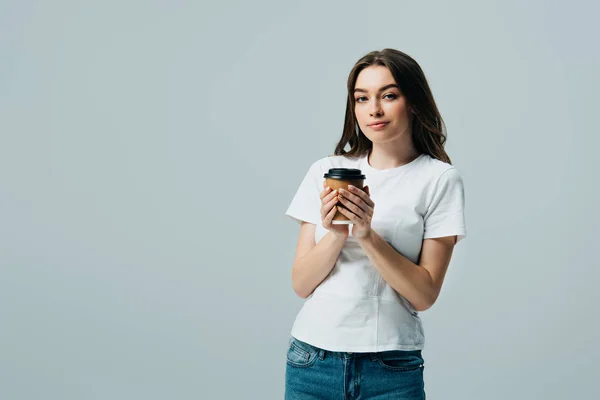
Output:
top-left (348, 185), bottom-right (355, 190)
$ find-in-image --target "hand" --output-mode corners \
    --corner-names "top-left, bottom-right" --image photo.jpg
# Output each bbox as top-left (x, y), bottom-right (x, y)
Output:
top-left (320, 181), bottom-right (349, 238)
top-left (336, 185), bottom-right (374, 239)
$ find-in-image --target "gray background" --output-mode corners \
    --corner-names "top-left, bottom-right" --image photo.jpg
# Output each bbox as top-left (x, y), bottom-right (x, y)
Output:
top-left (1, 0), bottom-right (598, 398)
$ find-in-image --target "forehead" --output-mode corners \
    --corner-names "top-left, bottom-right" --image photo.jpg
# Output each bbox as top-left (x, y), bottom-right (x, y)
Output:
top-left (355, 66), bottom-right (396, 89)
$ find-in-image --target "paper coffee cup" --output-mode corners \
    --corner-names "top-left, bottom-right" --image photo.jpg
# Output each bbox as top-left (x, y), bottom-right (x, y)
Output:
top-left (323, 168), bottom-right (366, 224)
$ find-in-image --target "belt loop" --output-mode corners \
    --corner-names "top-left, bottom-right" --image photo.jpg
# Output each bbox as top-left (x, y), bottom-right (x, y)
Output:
top-left (318, 349), bottom-right (326, 360)
top-left (370, 352), bottom-right (378, 362)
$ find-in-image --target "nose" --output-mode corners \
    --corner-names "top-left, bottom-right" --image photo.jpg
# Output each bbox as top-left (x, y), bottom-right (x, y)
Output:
top-left (369, 100), bottom-right (383, 117)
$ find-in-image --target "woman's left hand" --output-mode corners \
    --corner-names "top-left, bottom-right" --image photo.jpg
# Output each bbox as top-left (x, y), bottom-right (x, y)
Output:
top-left (336, 185), bottom-right (375, 239)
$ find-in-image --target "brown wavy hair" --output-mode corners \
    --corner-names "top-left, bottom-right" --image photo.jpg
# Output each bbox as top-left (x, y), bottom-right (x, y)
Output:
top-left (334, 48), bottom-right (451, 164)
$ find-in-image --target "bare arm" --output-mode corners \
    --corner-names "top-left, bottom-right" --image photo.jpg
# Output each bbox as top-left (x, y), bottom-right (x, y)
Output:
top-left (291, 183), bottom-right (350, 298)
top-left (291, 223), bottom-right (347, 298)
top-left (357, 231), bottom-right (455, 311)
top-left (336, 184), bottom-right (456, 312)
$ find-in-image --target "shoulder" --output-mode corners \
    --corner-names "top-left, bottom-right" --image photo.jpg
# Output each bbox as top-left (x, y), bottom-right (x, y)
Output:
top-left (416, 154), bottom-right (462, 184)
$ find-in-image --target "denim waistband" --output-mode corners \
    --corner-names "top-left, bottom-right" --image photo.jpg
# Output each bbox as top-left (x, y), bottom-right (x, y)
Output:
top-left (291, 337), bottom-right (422, 361)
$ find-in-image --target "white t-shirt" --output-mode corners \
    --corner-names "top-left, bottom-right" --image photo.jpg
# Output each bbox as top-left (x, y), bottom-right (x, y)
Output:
top-left (285, 152), bottom-right (467, 352)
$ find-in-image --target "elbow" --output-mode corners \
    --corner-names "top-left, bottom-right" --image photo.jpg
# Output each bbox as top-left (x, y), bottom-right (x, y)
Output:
top-left (293, 288), bottom-right (311, 299)
top-left (292, 282), bottom-right (312, 299)
top-left (413, 302), bottom-right (432, 313)
top-left (413, 293), bottom-right (439, 312)
top-left (291, 267), bottom-right (312, 299)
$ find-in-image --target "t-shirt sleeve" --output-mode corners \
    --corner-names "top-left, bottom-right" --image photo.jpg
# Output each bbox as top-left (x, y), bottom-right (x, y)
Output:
top-left (423, 167), bottom-right (467, 243)
top-left (285, 160), bottom-right (322, 225)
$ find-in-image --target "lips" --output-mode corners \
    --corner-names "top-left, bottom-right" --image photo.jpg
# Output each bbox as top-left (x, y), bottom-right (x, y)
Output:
top-left (369, 122), bottom-right (389, 128)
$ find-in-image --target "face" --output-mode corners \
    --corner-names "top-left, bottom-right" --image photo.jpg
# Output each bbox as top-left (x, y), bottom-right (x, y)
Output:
top-left (353, 65), bottom-right (412, 144)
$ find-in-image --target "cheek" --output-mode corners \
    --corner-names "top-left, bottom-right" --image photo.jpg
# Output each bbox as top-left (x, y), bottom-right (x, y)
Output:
top-left (354, 109), bottom-right (368, 126)
top-left (385, 102), bottom-right (409, 117)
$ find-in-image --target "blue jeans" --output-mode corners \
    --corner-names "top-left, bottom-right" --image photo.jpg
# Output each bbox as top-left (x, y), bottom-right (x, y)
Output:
top-left (285, 337), bottom-right (425, 400)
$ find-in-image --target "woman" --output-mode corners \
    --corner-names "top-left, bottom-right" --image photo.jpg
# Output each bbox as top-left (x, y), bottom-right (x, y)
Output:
top-left (284, 48), bottom-right (466, 399)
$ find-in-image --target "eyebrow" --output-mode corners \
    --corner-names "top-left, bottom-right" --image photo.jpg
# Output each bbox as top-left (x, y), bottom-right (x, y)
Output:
top-left (353, 84), bottom-right (400, 94)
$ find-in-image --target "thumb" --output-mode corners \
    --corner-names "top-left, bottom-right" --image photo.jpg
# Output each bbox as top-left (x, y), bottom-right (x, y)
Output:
top-left (364, 185), bottom-right (370, 196)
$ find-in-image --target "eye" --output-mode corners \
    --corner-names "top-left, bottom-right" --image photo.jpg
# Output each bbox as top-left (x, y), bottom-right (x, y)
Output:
top-left (355, 93), bottom-right (397, 103)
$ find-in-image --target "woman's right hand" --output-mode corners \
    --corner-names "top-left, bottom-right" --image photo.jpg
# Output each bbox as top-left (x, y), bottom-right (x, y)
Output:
top-left (320, 181), bottom-right (349, 238)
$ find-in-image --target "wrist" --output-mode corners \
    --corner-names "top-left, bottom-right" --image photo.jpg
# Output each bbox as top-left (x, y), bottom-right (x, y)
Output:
top-left (329, 230), bottom-right (349, 240)
top-left (355, 228), bottom-right (375, 242)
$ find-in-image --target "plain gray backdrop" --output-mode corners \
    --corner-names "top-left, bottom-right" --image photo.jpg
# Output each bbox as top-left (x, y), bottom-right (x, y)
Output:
top-left (1, 0), bottom-right (598, 399)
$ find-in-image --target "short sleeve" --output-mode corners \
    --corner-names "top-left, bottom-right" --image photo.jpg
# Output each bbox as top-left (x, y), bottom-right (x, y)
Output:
top-left (423, 167), bottom-right (467, 243)
top-left (285, 160), bottom-right (322, 225)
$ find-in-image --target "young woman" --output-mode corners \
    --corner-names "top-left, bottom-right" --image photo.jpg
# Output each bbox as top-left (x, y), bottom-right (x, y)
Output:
top-left (284, 49), bottom-right (467, 399)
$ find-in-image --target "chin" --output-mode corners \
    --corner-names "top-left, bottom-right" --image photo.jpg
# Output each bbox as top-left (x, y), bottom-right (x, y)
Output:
top-left (367, 130), bottom-right (408, 144)
top-left (363, 132), bottom-right (393, 143)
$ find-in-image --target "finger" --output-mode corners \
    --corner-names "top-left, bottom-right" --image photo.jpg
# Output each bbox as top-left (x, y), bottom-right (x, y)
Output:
top-left (337, 205), bottom-right (360, 223)
top-left (364, 186), bottom-right (373, 207)
top-left (348, 185), bottom-right (374, 207)
top-left (324, 203), bottom-right (337, 225)
top-left (339, 189), bottom-right (372, 214)
top-left (347, 185), bottom-right (375, 208)
top-left (319, 186), bottom-right (331, 200)
top-left (321, 188), bottom-right (338, 203)
top-left (322, 189), bottom-right (337, 204)
top-left (338, 196), bottom-right (368, 220)
top-left (321, 195), bottom-right (339, 218)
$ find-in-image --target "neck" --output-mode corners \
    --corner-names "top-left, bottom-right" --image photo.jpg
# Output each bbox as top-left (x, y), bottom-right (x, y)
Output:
top-left (367, 129), bottom-right (420, 170)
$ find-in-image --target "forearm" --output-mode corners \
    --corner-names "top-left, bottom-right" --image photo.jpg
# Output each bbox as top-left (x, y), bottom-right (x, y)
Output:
top-left (292, 232), bottom-right (347, 298)
top-left (356, 229), bottom-right (434, 311)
